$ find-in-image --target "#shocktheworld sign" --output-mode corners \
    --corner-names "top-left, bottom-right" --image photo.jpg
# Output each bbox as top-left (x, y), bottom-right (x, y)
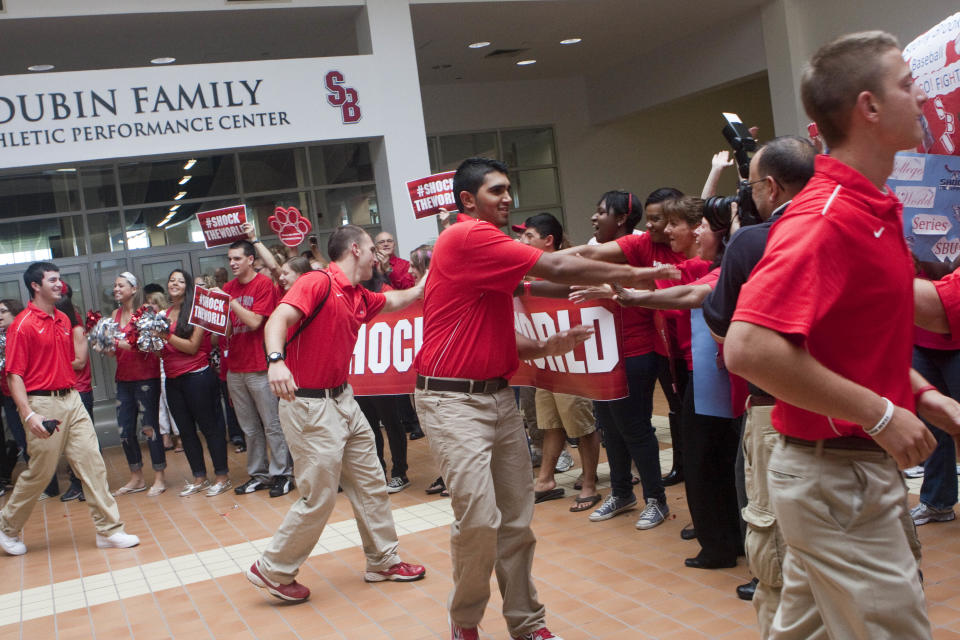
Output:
top-left (0, 56), bottom-right (382, 169)
top-left (196, 205), bottom-right (248, 248)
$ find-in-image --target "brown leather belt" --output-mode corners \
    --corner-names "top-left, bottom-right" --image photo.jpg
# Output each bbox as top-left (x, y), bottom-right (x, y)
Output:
top-left (295, 383), bottom-right (347, 399)
top-left (784, 435), bottom-right (884, 453)
top-left (416, 375), bottom-right (508, 394)
top-left (27, 388), bottom-right (72, 397)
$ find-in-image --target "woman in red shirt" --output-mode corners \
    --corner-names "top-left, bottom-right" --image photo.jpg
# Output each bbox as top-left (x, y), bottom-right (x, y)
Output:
top-left (110, 273), bottom-right (166, 497)
top-left (161, 269), bottom-right (230, 497)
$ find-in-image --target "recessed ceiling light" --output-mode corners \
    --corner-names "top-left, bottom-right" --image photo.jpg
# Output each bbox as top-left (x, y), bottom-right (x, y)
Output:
top-left (151, 57), bottom-right (176, 65)
top-left (560, 37), bottom-right (582, 45)
top-left (468, 42), bottom-right (491, 49)
top-left (28, 64), bottom-right (55, 72)
top-left (517, 59), bottom-right (537, 66)
top-left (174, 191), bottom-right (187, 200)
top-left (183, 159), bottom-right (197, 171)
top-left (169, 205), bottom-right (180, 212)
top-left (178, 175), bottom-right (192, 185)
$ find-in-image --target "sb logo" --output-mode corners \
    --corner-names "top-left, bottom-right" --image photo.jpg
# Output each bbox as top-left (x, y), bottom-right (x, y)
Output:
top-left (325, 71), bottom-right (361, 124)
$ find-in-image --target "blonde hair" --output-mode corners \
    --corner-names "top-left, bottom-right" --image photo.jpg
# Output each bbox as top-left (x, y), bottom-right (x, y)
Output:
top-left (145, 292), bottom-right (168, 310)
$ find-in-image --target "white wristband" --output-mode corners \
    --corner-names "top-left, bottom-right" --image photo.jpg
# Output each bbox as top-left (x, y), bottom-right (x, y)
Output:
top-left (864, 397), bottom-right (894, 437)
top-left (23, 411), bottom-right (36, 424)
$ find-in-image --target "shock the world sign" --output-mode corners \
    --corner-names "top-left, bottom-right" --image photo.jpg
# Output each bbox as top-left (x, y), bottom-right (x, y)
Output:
top-left (188, 285), bottom-right (231, 336)
top-left (196, 205), bottom-right (248, 248)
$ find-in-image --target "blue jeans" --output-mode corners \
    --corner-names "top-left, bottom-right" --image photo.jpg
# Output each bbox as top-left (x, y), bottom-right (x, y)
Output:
top-left (595, 352), bottom-right (665, 503)
top-left (913, 346), bottom-right (960, 510)
top-left (116, 378), bottom-right (166, 471)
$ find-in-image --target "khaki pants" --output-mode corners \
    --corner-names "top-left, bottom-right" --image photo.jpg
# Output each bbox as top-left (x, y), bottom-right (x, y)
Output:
top-left (768, 439), bottom-right (931, 640)
top-left (259, 385), bottom-right (400, 585)
top-left (0, 391), bottom-right (122, 538)
top-left (415, 387), bottom-right (545, 636)
top-left (741, 404), bottom-right (784, 638)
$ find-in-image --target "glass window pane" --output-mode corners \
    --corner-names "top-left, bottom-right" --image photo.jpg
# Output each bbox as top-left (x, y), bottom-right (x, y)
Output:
top-left (510, 168), bottom-right (559, 208)
top-left (92, 258), bottom-right (127, 316)
top-left (502, 128), bottom-right (555, 167)
top-left (244, 192), bottom-right (312, 242)
top-left (427, 137), bottom-right (438, 173)
top-left (239, 147), bottom-right (308, 193)
top-left (438, 133), bottom-right (497, 170)
top-left (317, 185), bottom-right (378, 227)
top-left (0, 215), bottom-right (83, 265)
top-left (88, 211), bottom-right (123, 254)
top-left (60, 272), bottom-right (87, 320)
top-left (0, 279), bottom-right (22, 301)
top-left (197, 254), bottom-right (230, 285)
top-left (118, 155), bottom-right (237, 206)
top-left (140, 260), bottom-right (185, 292)
top-left (79, 165), bottom-right (118, 209)
top-left (124, 199), bottom-right (235, 249)
top-left (0, 170), bottom-right (80, 218)
top-left (309, 143), bottom-right (373, 185)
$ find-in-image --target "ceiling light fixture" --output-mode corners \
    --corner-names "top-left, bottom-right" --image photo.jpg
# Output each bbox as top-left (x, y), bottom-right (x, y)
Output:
top-left (178, 175), bottom-right (192, 185)
top-left (517, 59), bottom-right (537, 66)
top-left (182, 159), bottom-right (197, 171)
top-left (169, 205), bottom-right (180, 212)
top-left (174, 191), bottom-right (187, 200)
top-left (468, 41), bottom-right (491, 49)
top-left (560, 38), bottom-right (582, 45)
top-left (151, 57), bottom-right (176, 65)
top-left (27, 64), bottom-right (55, 72)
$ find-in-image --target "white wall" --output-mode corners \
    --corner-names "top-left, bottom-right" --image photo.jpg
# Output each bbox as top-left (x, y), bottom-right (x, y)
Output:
top-left (422, 74), bottom-right (775, 245)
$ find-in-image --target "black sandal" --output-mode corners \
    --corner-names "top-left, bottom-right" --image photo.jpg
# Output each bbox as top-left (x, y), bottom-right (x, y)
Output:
top-left (425, 477), bottom-right (446, 495)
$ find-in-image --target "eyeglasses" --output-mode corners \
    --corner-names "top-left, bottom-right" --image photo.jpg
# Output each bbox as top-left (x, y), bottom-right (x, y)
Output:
top-left (746, 176), bottom-right (784, 190)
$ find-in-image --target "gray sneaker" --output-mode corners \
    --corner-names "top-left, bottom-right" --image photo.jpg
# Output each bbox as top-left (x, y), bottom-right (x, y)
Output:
top-left (636, 498), bottom-right (669, 530)
top-left (911, 502), bottom-right (956, 526)
top-left (555, 450), bottom-right (574, 473)
top-left (588, 494), bottom-right (637, 522)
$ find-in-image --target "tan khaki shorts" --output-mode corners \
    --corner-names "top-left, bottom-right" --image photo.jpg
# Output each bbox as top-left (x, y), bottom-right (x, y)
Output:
top-left (534, 389), bottom-right (595, 438)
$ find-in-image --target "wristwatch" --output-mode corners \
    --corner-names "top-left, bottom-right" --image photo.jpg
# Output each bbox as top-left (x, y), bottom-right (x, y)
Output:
top-left (267, 351), bottom-right (285, 364)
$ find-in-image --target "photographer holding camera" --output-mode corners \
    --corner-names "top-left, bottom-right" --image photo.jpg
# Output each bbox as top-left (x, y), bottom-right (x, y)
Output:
top-left (700, 134), bottom-right (815, 633)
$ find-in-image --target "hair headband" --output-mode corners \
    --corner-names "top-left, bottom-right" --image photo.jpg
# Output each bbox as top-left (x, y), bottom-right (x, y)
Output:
top-left (119, 271), bottom-right (138, 288)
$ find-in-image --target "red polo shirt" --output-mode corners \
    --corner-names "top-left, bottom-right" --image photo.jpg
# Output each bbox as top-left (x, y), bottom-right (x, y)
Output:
top-left (282, 263), bottom-right (386, 389)
top-left (732, 155), bottom-right (914, 440)
top-left (5, 302), bottom-right (76, 392)
top-left (113, 308), bottom-right (161, 381)
top-left (658, 258), bottom-right (712, 371)
top-left (387, 255), bottom-right (416, 290)
top-left (933, 271), bottom-right (960, 338)
top-left (615, 233), bottom-right (685, 357)
top-left (415, 216), bottom-right (542, 380)
top-left (223, 272), bottom-right (277, 373)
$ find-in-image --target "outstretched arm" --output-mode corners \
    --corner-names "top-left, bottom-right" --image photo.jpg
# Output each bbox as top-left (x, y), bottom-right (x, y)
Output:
top-left (528, 252), bottom-right (678, 288)
top-left (516, 325), bottom-right (594, 360)
top-left (609, 283), bottom-right (712, 310)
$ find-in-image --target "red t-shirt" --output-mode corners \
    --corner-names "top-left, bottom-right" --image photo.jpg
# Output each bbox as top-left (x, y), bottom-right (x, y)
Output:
top-left (162, 318), bottom-right (212, 378)
top-left (388, 255), bottom-right (416, 290)
top-left (615, 233), bottom-right (685, 357)
top-left (282, 263), bottom-right (385, 389)
top-left (223, 273), bottom-right (277, 373)
top-left (415, 217), bottom-right (542, 380)
top-left (934, 271), bottom-right (960, 339)
top-left (113, 308), bottom-right (161, 381)
top-left (732, 155), bottom-right (915, 440)
top-left (658, 258), bottom-right (712, 371)
top-left (6, 302), bottom-right (76, 392)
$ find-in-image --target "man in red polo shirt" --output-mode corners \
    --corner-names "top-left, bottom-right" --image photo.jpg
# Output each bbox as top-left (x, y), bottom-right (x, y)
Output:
top-left (415, 157), bottom-right (683, 640)
top-left (0, 262), bottom-right (139, 556)
top-left (724, 32), bottom-right (942, 638)
top-left (246, 224), bottom-right (427, 603)
top-left (374, 231), bottom-right (416, 290)
top-left (220, 240), bottom-right (293, 498)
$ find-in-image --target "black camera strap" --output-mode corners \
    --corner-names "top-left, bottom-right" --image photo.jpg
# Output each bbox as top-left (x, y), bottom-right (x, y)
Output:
top-left (285, 270), bottom-right (333, 350)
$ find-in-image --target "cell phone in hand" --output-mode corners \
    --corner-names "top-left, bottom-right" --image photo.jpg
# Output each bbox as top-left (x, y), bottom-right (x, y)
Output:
top-left (42, 419), bottom-right (59, 434)
top-left (309, 235), bottom-right (318, 246)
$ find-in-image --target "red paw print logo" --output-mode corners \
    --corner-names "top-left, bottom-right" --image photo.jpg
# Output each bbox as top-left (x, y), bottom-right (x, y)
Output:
top-left (269, 206), bottom-right (312, 247)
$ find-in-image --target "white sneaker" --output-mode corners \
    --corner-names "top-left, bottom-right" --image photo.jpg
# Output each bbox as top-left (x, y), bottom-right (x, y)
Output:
top-left (96, 531), bottom-right (141, 549)
top-left (555, 450), bottom-right (574, 473)
top-left (0, 529), bottom-right (26, 555)
top-left (205, 480), bottom-right (233, 497)
top-left (903, 465), bottom-right (925, 479)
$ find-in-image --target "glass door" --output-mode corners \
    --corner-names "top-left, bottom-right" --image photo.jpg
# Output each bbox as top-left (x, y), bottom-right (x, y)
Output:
top-left (193, 249), bottom-right (230, 288)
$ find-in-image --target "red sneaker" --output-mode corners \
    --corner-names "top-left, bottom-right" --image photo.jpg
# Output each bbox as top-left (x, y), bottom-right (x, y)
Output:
top-left (451, 623), bottom-right (480, 640)
top-left (364, 561), bottom-right (426, 582)
top-left (513, 628), bottom-right (563, 640)
top-left (246, 560), bottom-right (310, 602)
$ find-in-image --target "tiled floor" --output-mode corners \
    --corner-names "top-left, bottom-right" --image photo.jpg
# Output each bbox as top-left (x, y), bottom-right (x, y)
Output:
top-left (2, 412), bottom-right (960, 639)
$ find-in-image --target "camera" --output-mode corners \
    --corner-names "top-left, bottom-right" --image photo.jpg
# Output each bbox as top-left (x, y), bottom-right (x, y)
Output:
top-left (703, 113), bottom-right (762, 230)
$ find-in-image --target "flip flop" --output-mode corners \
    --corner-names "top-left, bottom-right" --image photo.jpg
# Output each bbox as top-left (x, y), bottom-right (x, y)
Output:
top-left (570, 494), bottom-right (601, 512)
top-left (534, 488), bottom-right (565, 503)
top-left (425, 477), bottom-right (446, 495)
top-left (112, 485), bottom-right (146, 497)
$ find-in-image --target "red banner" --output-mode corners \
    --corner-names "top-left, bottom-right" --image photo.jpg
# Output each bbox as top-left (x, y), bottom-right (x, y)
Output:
top-left (347, 297), bottom-right (627, 400)
top-left (406, 171), bottom-right (458, 219)
top-left (188, 286), bottom-right (230, 336)
top-left (196, 205), bottom-right (248, 248)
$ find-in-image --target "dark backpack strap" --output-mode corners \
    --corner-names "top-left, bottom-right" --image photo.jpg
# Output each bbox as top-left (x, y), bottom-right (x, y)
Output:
top-left (284, 271), bottom-right (333, 350)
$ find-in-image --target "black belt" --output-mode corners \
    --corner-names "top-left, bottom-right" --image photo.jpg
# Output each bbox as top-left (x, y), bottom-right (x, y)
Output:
top-left (27, 388), bottom-right (72, 397)
top-left (784, 435), bottom-right (884, 453)
top-left (748, 394), bottom-right (776, 407)
top-left (416, 375), bottom-right (508, 394)
top-left (295, 383), bottom-right (347, 399)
